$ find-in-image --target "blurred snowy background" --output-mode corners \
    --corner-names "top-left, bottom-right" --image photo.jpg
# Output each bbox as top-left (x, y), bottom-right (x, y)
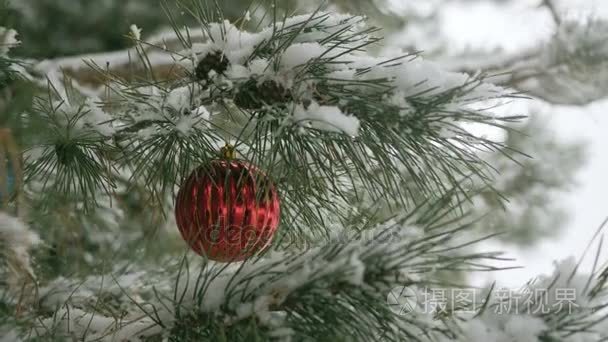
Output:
top-left (414, 0), bottom-right (608, 286)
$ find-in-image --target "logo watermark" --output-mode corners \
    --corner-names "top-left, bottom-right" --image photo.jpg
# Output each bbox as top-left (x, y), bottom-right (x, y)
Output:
top-left (387, 286), bottom-right (419, 315)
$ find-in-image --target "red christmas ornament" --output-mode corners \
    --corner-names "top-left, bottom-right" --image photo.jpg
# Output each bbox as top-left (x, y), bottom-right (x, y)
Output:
top-left (175, 156), bottom-right (280, 262)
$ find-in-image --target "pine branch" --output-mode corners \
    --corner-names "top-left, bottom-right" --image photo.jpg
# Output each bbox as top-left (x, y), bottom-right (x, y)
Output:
top-left (25, 199), bottom-right (509, 341)
top-left (6, 3), bottom-right (607, 342)
top-left (449, 18), bottom-right (608, 106)
top-left (22, 8), bottom-right (523, 243)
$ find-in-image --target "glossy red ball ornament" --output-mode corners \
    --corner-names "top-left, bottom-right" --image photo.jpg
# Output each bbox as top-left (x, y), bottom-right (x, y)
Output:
top-left (175, 159), bottom-right (280, 262)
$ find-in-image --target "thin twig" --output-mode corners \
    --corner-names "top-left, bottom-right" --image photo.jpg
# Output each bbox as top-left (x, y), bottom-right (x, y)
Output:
top-left (541, 0), bottom-right (561, 25)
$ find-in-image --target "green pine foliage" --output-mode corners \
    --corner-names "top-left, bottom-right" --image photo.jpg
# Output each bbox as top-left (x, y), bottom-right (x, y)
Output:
top-left (0, 1), bottom-right (607, 341)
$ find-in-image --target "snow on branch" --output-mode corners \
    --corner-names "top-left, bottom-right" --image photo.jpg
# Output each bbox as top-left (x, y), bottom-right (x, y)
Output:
top-left (293, 101), bottom-right (360, 136)
top-left (0, 27), bottom-right (19, 56)
top-left (0, 213), bottom-right (39, 312)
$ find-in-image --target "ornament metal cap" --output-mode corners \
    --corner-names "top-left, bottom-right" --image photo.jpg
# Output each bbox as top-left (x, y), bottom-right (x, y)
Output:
top-left (220, 143), bottom-right (237, 160)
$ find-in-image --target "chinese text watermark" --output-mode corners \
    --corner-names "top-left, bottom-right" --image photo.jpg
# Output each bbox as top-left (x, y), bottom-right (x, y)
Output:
top-left (387, 286), bottom-right (580, 316)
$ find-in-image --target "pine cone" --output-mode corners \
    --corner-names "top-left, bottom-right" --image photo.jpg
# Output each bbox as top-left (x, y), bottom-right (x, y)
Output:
top-left (234, 78), bottom-right (292, 110)
top-left (195, 51), bottom-right (229, 81)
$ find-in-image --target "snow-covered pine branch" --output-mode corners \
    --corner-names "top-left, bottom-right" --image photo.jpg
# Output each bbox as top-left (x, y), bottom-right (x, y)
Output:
top-left (23, 212), bottom-right (608, 342)
top-left (446, 18), bottom-right (608, 106)
top-left (0, 213), bottom-right (39, 311)
top-left (25, 204), bottom-right (500, 341)
top-left (2, 3), bottom-right (606, 342)
top-left (25, 11), bottom-right (519, 244)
